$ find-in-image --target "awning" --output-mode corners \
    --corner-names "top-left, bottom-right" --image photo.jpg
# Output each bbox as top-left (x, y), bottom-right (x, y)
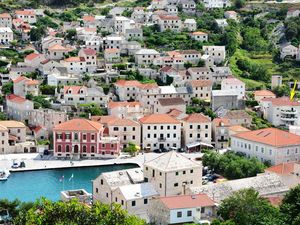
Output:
top-left (186, 142), bottom-right (214, 149)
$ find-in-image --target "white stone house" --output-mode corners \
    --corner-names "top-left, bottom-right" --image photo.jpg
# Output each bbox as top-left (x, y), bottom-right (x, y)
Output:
top-left (221, 77), bottom-right (245, 100)
top-left (157, 15), bottom-right (182, 32)
top-left (135, 48), bottom-right (160, 66)
top-left (139, 114), bottom-right (181, 151)
top-left (15, 9), bottom-right (36, 24)
top-left (13, 76), bottom-right (39, 97)
top-left (0, 13), bottom-right (12, 28)
top-left (148, 194), bottom-right (216, 225)
top-left (6, 94), bottom-right (34, 122)
top-left (61, 57), bottom-right (87, 74)
top-left (190, 31), bottom-right (208, 42)
top-left (78, 48), bottom-right (97, 73)
top-left (0, 27), bottom-right (13, 44)
top-left (231, 128), bottom-right (300, 165)
top-left (202, 45), bottom-right (226, 64)
top-left (183, 19), bottom-right (197, 31)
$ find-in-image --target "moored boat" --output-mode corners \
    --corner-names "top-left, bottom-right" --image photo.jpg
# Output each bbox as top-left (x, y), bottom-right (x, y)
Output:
top-left (0, 169), bottom-right (10, 181)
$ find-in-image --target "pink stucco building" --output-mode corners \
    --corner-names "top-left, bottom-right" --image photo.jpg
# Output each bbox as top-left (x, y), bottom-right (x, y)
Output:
top-left (53, 118), bottom-right (120, 159)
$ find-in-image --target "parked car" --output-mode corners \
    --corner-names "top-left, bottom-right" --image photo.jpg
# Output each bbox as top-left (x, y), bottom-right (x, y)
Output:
top-left (11, 162), bottom-right (19, 169)
top-left (153, 149), bottom-right (162, 153)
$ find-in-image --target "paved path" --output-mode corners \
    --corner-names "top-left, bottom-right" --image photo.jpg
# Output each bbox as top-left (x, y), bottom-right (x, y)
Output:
top-left (0, 152), bottom-right (203, 172)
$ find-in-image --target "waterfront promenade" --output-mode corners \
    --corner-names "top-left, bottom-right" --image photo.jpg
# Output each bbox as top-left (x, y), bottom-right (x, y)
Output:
top-left (0, 152), bottom-right (203, 172)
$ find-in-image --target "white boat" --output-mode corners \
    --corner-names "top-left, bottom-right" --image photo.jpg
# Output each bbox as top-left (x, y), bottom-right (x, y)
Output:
top-left (0, 169), bottom-right (10, 181)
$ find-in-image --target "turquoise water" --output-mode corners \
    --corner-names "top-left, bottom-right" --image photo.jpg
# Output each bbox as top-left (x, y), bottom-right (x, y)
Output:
top-left (0, 164), bottom-right (138, 202)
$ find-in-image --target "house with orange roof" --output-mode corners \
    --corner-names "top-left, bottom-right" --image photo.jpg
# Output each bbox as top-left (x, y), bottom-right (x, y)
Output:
top-left (41, 36), bottom-right (64, 53)
top-left (6, 94), bottom-right (34, 121)
top-left (24, 53), bottom-right (46, 68)
top-left (61, 56), bottom-right (87, 74)
top-left (253, 90), bottom-right (276, 102)
top-left (0, 13), bottom-right (12, 28)
top-left (0, 120), bottom-right (37, 154)
top-left (224, 10), bottom-right (238, 20)
top-left (155, 97), bottom-right (186, 114)
top-left (13, 76), bottom-right (39, 97)
top-left (91, 115), bottom-right (141, 149)
top-left (61, 85), bottom-right (109, 107)
top-left (139, 114), bottom-right (181, 151)
top-left (107, 101), bottom-right (144, 119)
top-left (260, 97), bottom-right (300, 127)
top-left (265, 162), bottom-right (300, 188)
top-left (114, 80), bottom-right (143, 101)
top-left (231, 128), bottom-right (300, 165)
top-left (148, 193), bottom-right (216, 225)
top-left (182, 113), bottom-right (212, 152)
top-left (48, 44), bottom-right (73, 60)
top-left (78, 48), bottom-right (97, 73)
top-left (212, 118), bottom-right (231, 149)
top-left (53, 118), bottom-right (120, 159)
top-left (190, 31), bottom-right (208, 42)
top-left (15, 9), bottom-right (36, 24)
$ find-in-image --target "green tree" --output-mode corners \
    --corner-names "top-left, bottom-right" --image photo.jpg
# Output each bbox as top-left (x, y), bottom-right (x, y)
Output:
top-left (14, 199), bottom-right (146, 225)
top-left (29, 27), bottom-right (46, 41)
top-left (1, 81), bottom-right (13, 95)
top-left (280, 185), bottom-right (300, 225)
top-left (217, 189), bottom-right (282, 225)
top-left (234, 0), bottom-right (245, 9)
top-left (123, 142), bottom-right (139, 156)
top-left (65, 29), bottom-right (77, 41)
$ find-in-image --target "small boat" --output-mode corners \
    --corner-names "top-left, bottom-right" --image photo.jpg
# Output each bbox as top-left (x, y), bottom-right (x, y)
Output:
top-left (0, 169), bottom-right (10, 181)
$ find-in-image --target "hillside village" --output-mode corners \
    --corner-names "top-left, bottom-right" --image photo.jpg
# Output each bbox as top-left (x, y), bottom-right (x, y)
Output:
top-left (1, 0), bottom-right (300, 224)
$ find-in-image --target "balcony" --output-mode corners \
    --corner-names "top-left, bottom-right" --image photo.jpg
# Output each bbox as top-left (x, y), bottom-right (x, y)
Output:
top-left (281, 116), bottom-right (297, 121)
top-left (281, 109), bottom-right (297, 115)
top-left (158, 137), bottom-right (166, 142)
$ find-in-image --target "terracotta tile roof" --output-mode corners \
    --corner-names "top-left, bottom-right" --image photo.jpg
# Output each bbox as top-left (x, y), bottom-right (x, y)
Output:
top-left (54, 118), bottom-right (103, 131)
top-left (0, 120), bottom-right (26, 128)
top-left (228, 125), bottom-right (250, 133)
top-left (233, 128), bottom-right (300, 147)
top-left (254, 90), bottom-right (276, 97)
top-left (114, 80), bottom-right (142, 87)
top-left (160, 66), bottom-right (174, 72)
top-left (0, 13), bottom-right (11, 18)
top-left (15, 10), bottom-right (35, 16)
top-left (25, 79), bottom-right (39, 85)
top-left (108, 101), bottom-right (141, 109)
top-left (192, 31), bottom-right (208, 35)
top-left (105, 48), bottom-right (120, 53)
top-left (82, 48), bottom-right (97, 55)
top-left (167, 109), bottom-right (184, 118)
top-left (179, 50), bottom-right (200, 55)
top-left (265, 162), bottom-right (298, 175)
top-left (212, 118), bottom-right (231, 127)
top-left (64, 86), bottom-right (87, 94)
top-left (189, 80), bottom-right (213, 87)
top-left (159, 194), bottom-right (215, 209)
top-left (25, 53), bottom-right (40, 61)
top-left (0, 125), bottom-right (8, 131)
top-left (261, 97), bottom-right (300, 106)
top-left (107, 118), bottom-right (140, 126)
top-left (159, 15), bottom-right (180, 20)
top-left (82, 15), bottom-right (95, 22)
top-left (139, 114), bottom-right (180, 124)
top-left (139, 83), bottom-right (159, 89)
top-left (13, 76), bottom-right (27, 83)
top-left (264, 196), bottom-right (283, 207)
top-left (91, 115), bottom-right (117, 124)
top-left (158, 97), bottom-right (185, 106)
top-left (6, 94), bottom-right (27, 104)
top-left (222, 77), bottom-right (244, 85)
top-left (223, 110), bottom-right (251, 120)
top-left (33, 125), bottom-right (43, 133)
top-left (48, 44), bottom-right (67, 51)
top-left (64, 57), bottom-right (85, 62)
top-left (183, 113), bottom-right (211, 123)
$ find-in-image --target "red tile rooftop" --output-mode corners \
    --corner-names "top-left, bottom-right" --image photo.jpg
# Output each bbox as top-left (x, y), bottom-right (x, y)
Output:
top-left (261, 97), bottom-right (300, 106)
top-left (159, 193), bottom-right (215, 209)
top-left (233, 128), bottom-right (300, 147)
top-left (53, 118), bottom-right (103, 131)
top-left (139, 114), bottom-right (180, 124)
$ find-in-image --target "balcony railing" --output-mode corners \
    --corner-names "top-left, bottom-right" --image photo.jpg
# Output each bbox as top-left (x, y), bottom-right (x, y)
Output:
top-left (158, 137), bottom-right (166, 141)
top-left (281, 116), bottom-right (297, 121)
top-left (281, 109), bottom-right (297, 114)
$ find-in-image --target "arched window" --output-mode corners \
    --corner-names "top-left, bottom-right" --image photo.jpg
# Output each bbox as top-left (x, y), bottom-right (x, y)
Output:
top-left (57, 145), bottom-right (62, 152)
top-left (83, 145), bottom-right (87, 153)
top-left (91, 146), bottom-right (95, 153)
top-left (74, 145), bottom-right (79, 153)
top-left (66, 145), bottom-right (70, 152)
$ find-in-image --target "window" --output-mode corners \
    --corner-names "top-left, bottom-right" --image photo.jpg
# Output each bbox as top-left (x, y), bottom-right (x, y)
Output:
top-left (144, 199), bottom-right (148, 204)
top-left (187, 210), bottom-right (192, 217)
top-left (190, 125), bottom-right (193, 129)
top-left (174, 183), bottom-right (178, 187)
top-left (57, 145), bottom-right (62, 152)
top-left (96, 188), bottom-right (98, 193)
top-left (190, 169), bottom-right (193, 173)
top-left (66, 145), bottom-right (70, 152)
top-left (121, 200), bottom-right (124, 205)
top-left (100, 179), bottom-right (103, 185)
top-left (132, 201), bottom-right (136, 206)
top-left (177, 211), bottom-right (182, 218)
top-left (83, 134), bottom-right (87, 140)
top-left (201, 207), bottom-right (205, 213)
top-left (113, 127), bottom-right (119, 131)
top-left (159, 183), bottom-right (162, 188)
top-left (176, 172), bottom-right (179, 176)
top-left (183, 171), bottom-right (186, 174)
top-left (106, 193), bottom-right (108, 198)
